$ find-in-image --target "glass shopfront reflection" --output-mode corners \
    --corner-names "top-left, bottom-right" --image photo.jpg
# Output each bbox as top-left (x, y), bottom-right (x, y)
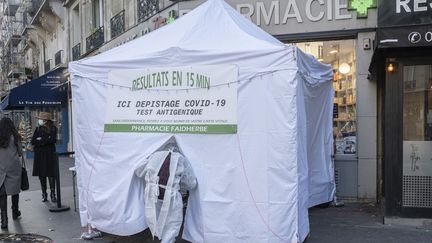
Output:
top-left (401, 63), bottom-right (432, 208)
top-left (295, 40), bottom-right (357, 155)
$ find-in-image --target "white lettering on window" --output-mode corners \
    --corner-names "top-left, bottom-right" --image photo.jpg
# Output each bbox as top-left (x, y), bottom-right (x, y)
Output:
top-left (335, 0), bottom-right (351, 20)
top-left (283, 0), bottom-right (303, 23)
top-left (425, 32), bottom-right (432, 42)
top-left (396, 0), bottom-right (411, 13)
top-left (306, 0), bottom-right (325, 22)
top-left (414, 0), bottom-right (427, 12)
top-left (237, 3), bottom-right (254, 21)
top-left (257, 1), bottom-right (280, 26)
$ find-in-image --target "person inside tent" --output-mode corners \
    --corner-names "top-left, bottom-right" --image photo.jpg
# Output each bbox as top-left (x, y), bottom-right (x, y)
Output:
top-left (135, 141), bottom-right (197, 243)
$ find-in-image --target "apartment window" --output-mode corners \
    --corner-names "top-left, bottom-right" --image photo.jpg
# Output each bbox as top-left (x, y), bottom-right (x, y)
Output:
top-left (92, 0), bottom-right (103, 29)
top-left (42, 42), bottom-right (47, 63)
top-left (110, 0), bottom-right (125, 39)
top-left (112, 0), bottom-right (123, 15)
top-left (72, 5), bottom-right (80, 45)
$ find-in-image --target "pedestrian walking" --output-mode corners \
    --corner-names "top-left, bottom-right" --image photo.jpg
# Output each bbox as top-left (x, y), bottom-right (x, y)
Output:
top-left (0, 118), bottom-right (23, 229)
top-left (31, 112), bottom-right (58, 203)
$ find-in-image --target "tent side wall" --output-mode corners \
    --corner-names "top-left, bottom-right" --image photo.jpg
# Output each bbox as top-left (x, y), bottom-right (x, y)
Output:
top-left (296, 70), bottom-right (310, 242)
top-left (68, 0), bottom-right (326, 240)
top-left (70, 67), bottom-right (305, 242)
top-left (295, 48), bottom-right (335, 208)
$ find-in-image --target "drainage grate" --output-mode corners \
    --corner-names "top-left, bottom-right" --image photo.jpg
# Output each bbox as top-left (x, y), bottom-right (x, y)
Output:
top-left (0, 234), bottom-right (53, 242)
top-left (402, 175), bottom-right (432, 208)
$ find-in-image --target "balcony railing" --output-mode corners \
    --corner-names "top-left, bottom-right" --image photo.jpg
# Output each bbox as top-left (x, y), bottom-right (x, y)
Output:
top-left (110, 9), bottom-right (125, 39)
top-left (10, 53), bottom-right (24, 65)
top-left (138, 0), bottom-right (159, 23)
top-left (55, 50), bottom-right (63, 66)
top-left (86, 26), bottom-right (104, 53)
top-left (7, 53), bottom-right (24, 78)
top-left (110, 10), bottom-right (125, 39)
top-left (44, 59), bottom-right (51, 73)
top-left (10, 20), bottom-right (23, 36)
top-left (72, 43), bottom-right (81, 61)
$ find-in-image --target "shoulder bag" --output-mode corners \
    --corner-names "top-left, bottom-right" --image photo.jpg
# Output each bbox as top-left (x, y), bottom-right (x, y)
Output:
top-left (21, 157), bottom-right (29, 191)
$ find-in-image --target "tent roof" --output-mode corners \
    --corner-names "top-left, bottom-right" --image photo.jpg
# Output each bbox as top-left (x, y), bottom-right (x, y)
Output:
top-left (69, 0), bottom-right (332, 83)
top-left (69, 0), bottom-right (298, 81)
top-left (84, 0), bottom-right (283, 62)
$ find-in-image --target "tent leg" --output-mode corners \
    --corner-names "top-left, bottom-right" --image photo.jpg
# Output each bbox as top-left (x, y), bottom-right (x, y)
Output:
top-left (332, 155), bottom-right (344, 207)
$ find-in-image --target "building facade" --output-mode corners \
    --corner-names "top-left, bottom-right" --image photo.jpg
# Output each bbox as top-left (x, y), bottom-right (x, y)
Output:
top-left (370, 0), bottom-right (432, 221)
top-left (1, 0), bottom-right (383, 205)
top-left (0, 0), bottom-right (69, 154)
top-left (218, 0), bottom-right (378, 202)
top-left (61, 0), bottom-right (379, 202)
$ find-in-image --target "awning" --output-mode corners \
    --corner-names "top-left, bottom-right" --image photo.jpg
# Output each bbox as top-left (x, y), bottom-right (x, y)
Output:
top-left (376, 25), bottom-right (432, 49)
top-left (0, 67), bottom-right (68, 110)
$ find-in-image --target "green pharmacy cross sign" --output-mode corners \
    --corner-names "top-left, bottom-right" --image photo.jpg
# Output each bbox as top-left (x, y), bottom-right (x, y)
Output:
top-left (348, 0), bottom-right (377, 18)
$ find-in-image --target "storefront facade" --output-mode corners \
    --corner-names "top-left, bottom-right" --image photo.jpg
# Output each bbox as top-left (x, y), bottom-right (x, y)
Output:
top-left (63, 0), bottom-right (378, 201)
top-left (0, 67), bottom-right (69, 155)
top-left (214, 0), bottom-right (379, 201)
top-left (371, 1), bottom-right (432, 219)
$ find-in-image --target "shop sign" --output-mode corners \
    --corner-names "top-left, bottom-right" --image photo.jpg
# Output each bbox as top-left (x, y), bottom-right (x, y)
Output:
top-left (378, 0), bottom-right (432, 27)
top-left (377, 24), bottom-right (432, 48)
top-left (237, 0), bottom-right (375, 25)
top-left (104, 65), bottom-right (238, 134)
top-left (229, 0), bottom-right (377, 35)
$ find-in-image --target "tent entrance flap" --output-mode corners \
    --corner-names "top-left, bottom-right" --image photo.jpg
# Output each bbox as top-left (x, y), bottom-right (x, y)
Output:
top-left (0, 67), bottom-right (68, 110)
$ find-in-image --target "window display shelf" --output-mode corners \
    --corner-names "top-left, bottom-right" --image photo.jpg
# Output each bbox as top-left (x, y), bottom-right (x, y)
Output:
top-left (338, 103), bottom-right (356, 106)
top-left (334, 118), bottom-right (356, 122)
top-left (294, 39), bottom-right (357, 155)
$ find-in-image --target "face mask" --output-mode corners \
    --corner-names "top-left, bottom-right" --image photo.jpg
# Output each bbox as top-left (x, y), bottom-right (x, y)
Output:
top-left (38, 119), bottom-right (45, 126)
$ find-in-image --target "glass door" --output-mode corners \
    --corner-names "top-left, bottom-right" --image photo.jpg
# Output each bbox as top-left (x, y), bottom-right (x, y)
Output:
top-left (402, 64), bottom-right (432, 209)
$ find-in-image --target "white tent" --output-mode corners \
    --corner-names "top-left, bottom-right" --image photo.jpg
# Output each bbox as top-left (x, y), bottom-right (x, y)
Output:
top-left (69, 0), bottom-right (334, 242)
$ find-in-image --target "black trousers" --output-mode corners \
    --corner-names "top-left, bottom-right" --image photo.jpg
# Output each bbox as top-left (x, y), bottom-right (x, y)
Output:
top-left (0, 194), bottom-right (19, 212)
top-left (39, 176), bottom-right (56, 192)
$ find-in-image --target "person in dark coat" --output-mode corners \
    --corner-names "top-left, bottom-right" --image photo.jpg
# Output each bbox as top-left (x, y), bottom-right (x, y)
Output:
top-left (0, 118), bottom-right (23, 229)
top-left (31, 112), bottom-right (57, 203)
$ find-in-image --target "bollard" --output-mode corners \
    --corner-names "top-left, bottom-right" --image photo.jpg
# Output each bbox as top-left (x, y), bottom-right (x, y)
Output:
top-left (49, 152), bottom-right (72, 212)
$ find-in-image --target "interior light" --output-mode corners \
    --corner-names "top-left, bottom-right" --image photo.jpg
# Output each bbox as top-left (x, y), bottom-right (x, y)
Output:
top-left (338, 63), bottom-right (351, 74)
top-left (387, 63), bottom-right (395, 72)
top-left (329, 49), bottom-right (338, 54)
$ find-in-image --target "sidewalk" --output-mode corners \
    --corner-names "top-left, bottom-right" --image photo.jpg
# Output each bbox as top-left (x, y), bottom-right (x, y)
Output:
top-left (1, 157), bottom-right (430, 242)
top-left (2, 156), bottom-right (188, 243)
top-left (308, 203), bottom-right (432, 243)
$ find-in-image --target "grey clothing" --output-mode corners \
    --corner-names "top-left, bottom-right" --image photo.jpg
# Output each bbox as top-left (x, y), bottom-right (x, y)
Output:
top-left (0, 136), bottom-right (22, 195)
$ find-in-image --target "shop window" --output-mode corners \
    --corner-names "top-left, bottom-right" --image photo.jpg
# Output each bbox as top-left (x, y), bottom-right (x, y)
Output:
top-left (394, 60), bottom-right (432, 208)
top-left (295, 40), bottom-right (357, 155)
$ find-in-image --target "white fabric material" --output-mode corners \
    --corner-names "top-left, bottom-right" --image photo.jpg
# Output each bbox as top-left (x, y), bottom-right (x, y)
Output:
top-left (296, 49), bottom-right (336, 207)
top-left (135, 150), bottom-right (197, 243)
top-left (69, 0), bottom-right (334, 242)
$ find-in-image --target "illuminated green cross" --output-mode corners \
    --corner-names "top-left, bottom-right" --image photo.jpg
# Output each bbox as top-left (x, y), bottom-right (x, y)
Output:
top-left (348, 0), bottom-right (377, 18)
